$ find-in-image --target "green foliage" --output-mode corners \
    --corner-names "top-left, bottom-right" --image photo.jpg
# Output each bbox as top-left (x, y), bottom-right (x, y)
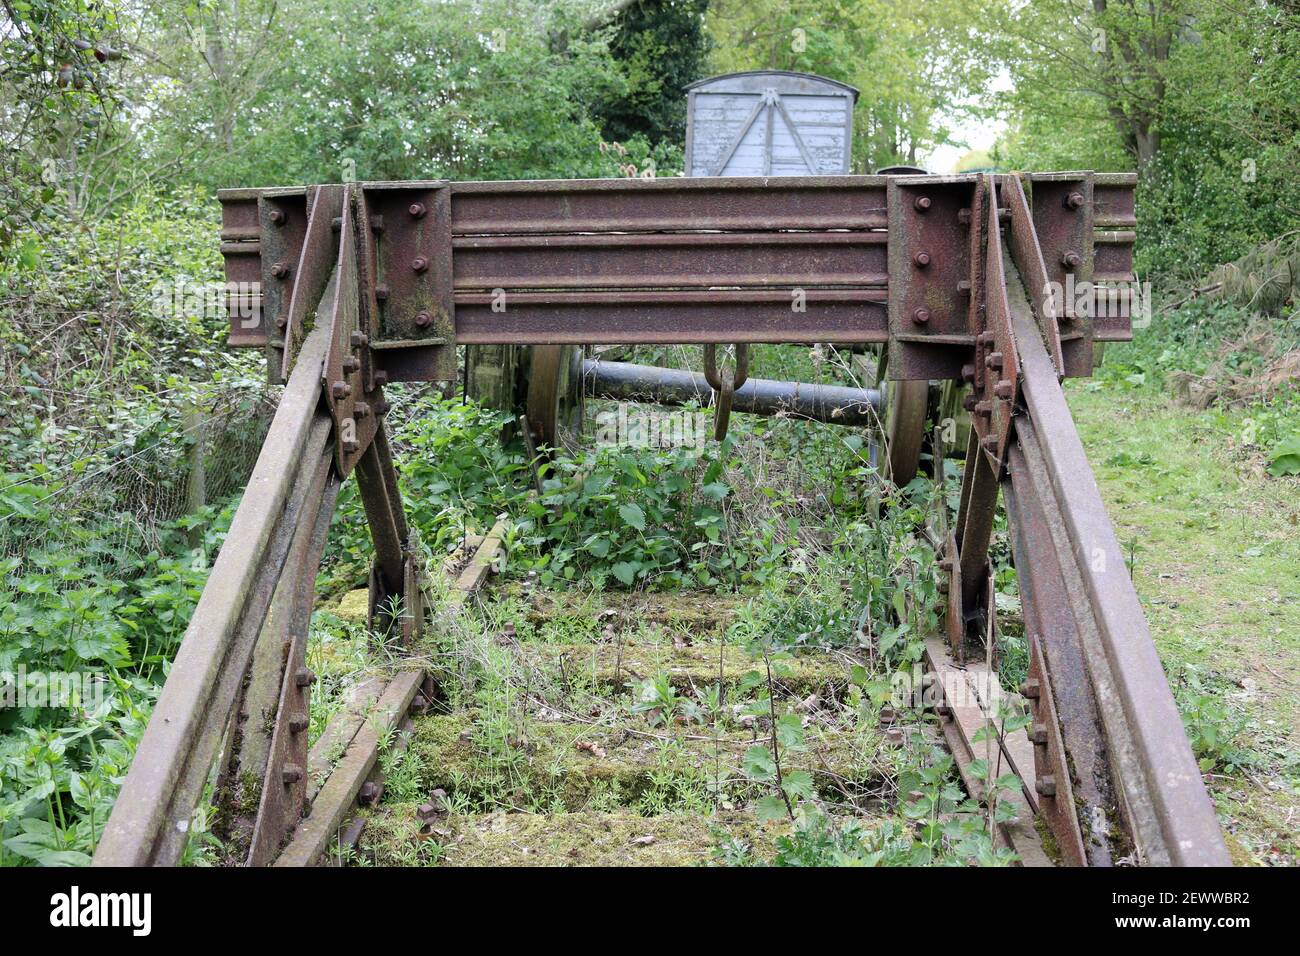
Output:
top-left (513, 436), bottom-right (772, 590)
top-left (706, 0), bottom-right (1000, 169)
top-left (593, 0), bottom-right (710, 146)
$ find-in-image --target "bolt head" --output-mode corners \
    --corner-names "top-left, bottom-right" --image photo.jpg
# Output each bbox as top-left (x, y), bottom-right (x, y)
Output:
top-left (294, 667), bottom-right (316, 688)
top-left (1019, 678), bottom-right (1041, 699)
top-left (268, 208), bottom-right (286, 225)
top-left (986, 351), bottom-right (1004, 371)
top-left (408, 202), bottom-right (427, 218)
top-left (414, 310), bottom-right (432, 328)
top-left (913, 195), bottom-right (932, 212)
top-left (289, 715), bottom-right (309, 734)
top-left (374, 285), bottom-right (389, 301)
top-left (994, 379), bottom-right (1014, 400)
top-left (330, 380), bottom-right (351, 400)
top-left (1035, 775), bottom-right (1058, 797)
top-left (342, 438), bottom-right (359, 454)
top-left (359, 782), bottom-right (382, 806)
top-left (962, 394), bottom-right (977, 412)
top-left (350, 330), bottom-right (369, 348)
top-left (1061, 251), bottom-right (1083, 270)
top-left (937, 578), bottom-right (949, 594)
top-left (912, 307), bottom-right (931, 325)
top-left (270, 261), bottom-right (289, 279)
top-left (354, 402), bottom-right (371, 419)
top-left (342, 355), bottom-right (361, 374)
top-left (376, 400), bottom-right (391, 416)
top-left (282, 764), bottom-right (303, 785)
top-left (373, 371), bottom-right (389, 388)
top-left (913, 251), bottom-right (931, 268)
top-left (1065, 191), bottom-right (1085, 210)
top-left (961, 363), bottom-right (976, 383)
top-left (1031, 723), bottom-right (1049, 745)
top-left (957, 208), bottom-right (972, 226)
top-left (975, 400), bottom-right (992, 417)
top-left (275, 314), bottom-right (288, 329)
top-left (981, 434), bottom-right (999, 452)
top-left (412, 255), bottom-right (429, 273)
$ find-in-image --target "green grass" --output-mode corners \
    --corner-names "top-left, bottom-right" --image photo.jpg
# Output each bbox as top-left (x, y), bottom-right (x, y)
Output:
top-left (1067, 380), bottom-right (1300, 865)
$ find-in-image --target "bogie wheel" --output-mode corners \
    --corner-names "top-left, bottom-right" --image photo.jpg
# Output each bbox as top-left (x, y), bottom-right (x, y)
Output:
top-left (882, 378), bottom-right (930, 487)
top-left (525, 344), bottom-right (585, 455)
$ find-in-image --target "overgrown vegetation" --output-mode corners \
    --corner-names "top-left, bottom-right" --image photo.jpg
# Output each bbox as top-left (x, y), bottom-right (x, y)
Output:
top-left (1, 0), bottom-right (1297, 867)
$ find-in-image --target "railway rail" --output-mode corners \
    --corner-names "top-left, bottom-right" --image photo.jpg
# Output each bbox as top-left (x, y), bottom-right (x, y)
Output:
top-left (92, 171), bottom-right (1230, 867)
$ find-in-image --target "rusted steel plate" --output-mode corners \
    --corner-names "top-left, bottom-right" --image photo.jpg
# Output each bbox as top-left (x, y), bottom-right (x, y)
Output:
top-left (454, 288), bottom-right (888, 345)
top-left (449, 176), bottom-right (889, 234)
top-left (453, 231), bottom-right (888, 291)
top-left (92, 327), bottom-right (333, 867)
top-left (278, 185), bottom-right (345, 381)
top-left (274, 670), bottom-right (424, 867)
top-left (1002, 174), bottom-right (1065, 376)
top-left (1003, 442), bottom-right (1107, 865)
top-left (972, 175), bottom-right (1020, 472)
top-left (321, 194), bottom-right (379, 477)
top-left (363, 183), bottom-right (455, 378)
top-left (245, 470), bottom-right (341, 866)
top-left (1008, 301), bottom-right (1229, 866)
top-left (886, 174), bottom-right (980, 380)
top-left (922, 637), bottom-right (1052, 867)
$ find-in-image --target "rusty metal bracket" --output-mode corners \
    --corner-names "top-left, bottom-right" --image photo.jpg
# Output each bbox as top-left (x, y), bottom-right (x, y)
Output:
top-left (704, 343), bottom-right (748, 441)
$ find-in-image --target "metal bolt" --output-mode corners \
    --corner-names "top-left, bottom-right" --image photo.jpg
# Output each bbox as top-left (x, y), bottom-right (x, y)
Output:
top-left (294, 668), bottom-right (315, 688)
top-left (289, 715), bottom-right (309, 734)
top-left (350, 330), bottom-right (369, 348)
top-left (913, 195), bottom-right (932, 212)
top-left (374, 370), bottom-right (388, 388)
top-left (359, 782), bottom-right (382, 806)
top-left (957, 279), bottom-right (972, 294)
top-left (1065, 191), bottom-right (1085, 210)
top-left (330, 217), bottom-right (343, 232)
top-left (330, 380), bottom-right (351, 400)
top-left (997, 207), bottom-right (1011, 221)
top-left (912, 307), bottom-right (931, 325)
top-left (408, 202), bottom-right (427, 218)
top-left (975, 400), bottom-right (992, 417)
top-left (994, 379), bottom-right (1014, 400)
top-left (1031, 722), bottom-right (1049, 745)
top-left (986, 351), bottom-right (1004, 370)
top-left (354, 402), bottom-right (371, 420)
top-left (369, 215), bottom-right (384, 233)
top-left (913, 251), bottom-right (931, 268)
top-left (342, 438), bottom-right (359, 454)
top-left (374, 285), bottom-right (389, 301)
top-left (270, 261), bottom-right (290, 279)
top-left (376, 399), bottom-right (391, 416)
top-left (961, 364), bottom-right (976, 383)
top-left (957, 208), bottom-right (972, 226)
top-left (414, 310), bottom-right (432, 328)
top-left (977, 331), bottom-right (995, 346)
top-left (1035, 775), bottom-right (1057, 797)
top-left (268, 208), bottom-right (286, 225)
top-left (411, 255), bottom-right (429, 273)
top-left (342, 355), bottom-right (361, 374)
top-left (939, 556), bottom-right (953, 571)
top-left (937, 578), bottom-right (949, 594)
top-left (282, 764), bottom-right (303, 785)
top-left (1061, 251), bottom-right (1082, 270)
top-left (1019, 678), bottom-right (1041, 699)
top-left (981, 434), bottom-right (999, 453)
top-left (275, 314), bottom-right (288, 329)
top-left (962, 394), bottom-right (978, 412)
